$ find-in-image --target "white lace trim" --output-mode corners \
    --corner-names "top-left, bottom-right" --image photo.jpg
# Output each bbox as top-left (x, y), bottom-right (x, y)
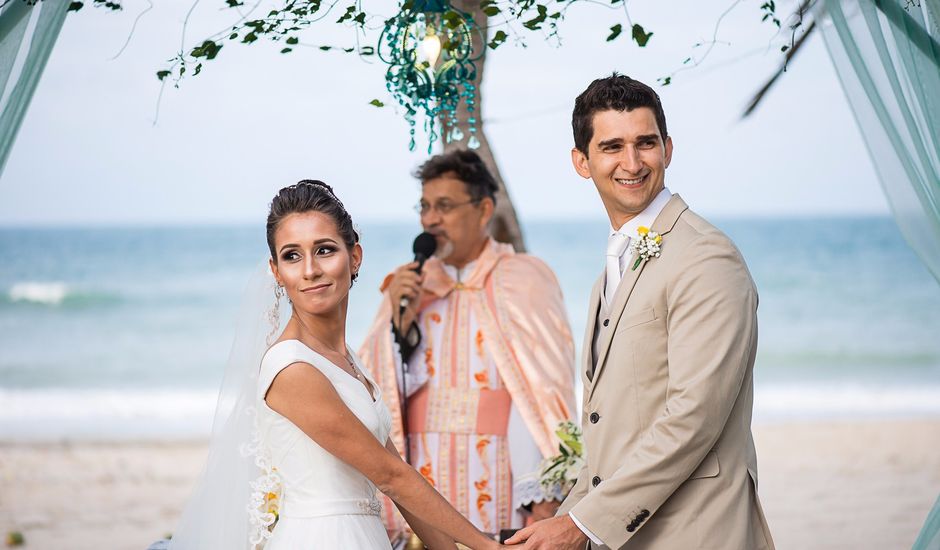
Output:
top-left (514, 473), bottom-right (565, 509)
top-left (241, 407), bottom-right (282, 550)
top-left (357, 495), bottom-right (383, 515)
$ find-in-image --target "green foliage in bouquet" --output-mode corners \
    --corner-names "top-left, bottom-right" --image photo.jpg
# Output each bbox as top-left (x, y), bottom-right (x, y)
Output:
top-left (538, 421), bottom-right (584, 497)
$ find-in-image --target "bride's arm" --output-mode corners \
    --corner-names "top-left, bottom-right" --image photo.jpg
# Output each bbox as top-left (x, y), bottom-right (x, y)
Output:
top-left (382, 439), bottom-right (457, 550)
top-left (265, 363), bottom-right (500, 550)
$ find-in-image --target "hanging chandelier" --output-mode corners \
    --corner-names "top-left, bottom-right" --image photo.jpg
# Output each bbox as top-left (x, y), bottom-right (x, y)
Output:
top-left (378, 0), bottom-right (483, 152)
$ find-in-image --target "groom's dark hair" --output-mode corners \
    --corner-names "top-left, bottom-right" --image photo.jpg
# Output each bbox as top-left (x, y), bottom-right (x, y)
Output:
top-left (572, 73), bottom-right (668, 156)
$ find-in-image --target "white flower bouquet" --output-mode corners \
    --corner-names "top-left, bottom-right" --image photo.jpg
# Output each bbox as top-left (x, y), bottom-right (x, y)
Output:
top-left (538, 421), bottom-right (584, 498)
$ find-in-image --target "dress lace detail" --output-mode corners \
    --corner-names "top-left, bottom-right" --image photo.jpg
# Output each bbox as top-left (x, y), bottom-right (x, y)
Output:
top-left (357, 496), bottom-right (383, 516)
top-left (241, 407), bottom-right (282, 549)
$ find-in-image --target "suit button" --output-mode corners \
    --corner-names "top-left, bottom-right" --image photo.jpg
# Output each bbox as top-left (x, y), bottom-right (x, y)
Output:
top-left (640, 509), bottom-right (650, 518)
top-left (602, 319), bottom-right (609, 327)
top-left (626, 524), bottom-right (636, 533)
top-left (589, 412), bottom-right (600, 424)
top-left (591, 476), bottom-right (601, 487)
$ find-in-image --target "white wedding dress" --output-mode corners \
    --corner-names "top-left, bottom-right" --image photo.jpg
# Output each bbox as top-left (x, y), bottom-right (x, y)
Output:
top-left (256, 339), bottom-right (394, 549)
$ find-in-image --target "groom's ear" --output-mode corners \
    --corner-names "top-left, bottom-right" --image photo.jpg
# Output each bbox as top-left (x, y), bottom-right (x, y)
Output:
top-left (664, 135), bottom-right (674, 169)
top-left (571, 147), bottom-right (591, 179)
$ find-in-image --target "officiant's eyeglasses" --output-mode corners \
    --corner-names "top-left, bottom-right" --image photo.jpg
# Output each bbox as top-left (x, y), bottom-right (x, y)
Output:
top-left (415, 199), bottom-right (480, 216)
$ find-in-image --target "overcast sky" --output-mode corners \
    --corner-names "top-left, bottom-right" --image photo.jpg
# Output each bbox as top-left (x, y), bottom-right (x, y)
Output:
top-left (0, 0), bottom-right (889, 225)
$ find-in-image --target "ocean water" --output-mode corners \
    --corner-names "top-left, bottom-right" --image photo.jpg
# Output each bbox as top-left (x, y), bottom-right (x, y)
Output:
top-left (1, 217), bottom-right (939, 440)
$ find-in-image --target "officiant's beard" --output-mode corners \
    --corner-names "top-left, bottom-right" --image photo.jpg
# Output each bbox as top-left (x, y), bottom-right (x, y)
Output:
top-left (434, 240), bottom-right (455, 264)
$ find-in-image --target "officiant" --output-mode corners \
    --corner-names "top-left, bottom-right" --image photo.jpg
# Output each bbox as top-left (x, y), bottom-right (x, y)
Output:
top-left (359, 149), bottom-right (577, 539)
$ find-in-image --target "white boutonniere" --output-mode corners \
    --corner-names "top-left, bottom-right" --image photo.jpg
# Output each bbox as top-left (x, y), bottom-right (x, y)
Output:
top-left (629, 226), bottom-right (662, 271)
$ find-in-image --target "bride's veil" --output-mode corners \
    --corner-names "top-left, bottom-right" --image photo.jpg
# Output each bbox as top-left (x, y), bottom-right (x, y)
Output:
top-left (169, 261), bottom-right (288, 550)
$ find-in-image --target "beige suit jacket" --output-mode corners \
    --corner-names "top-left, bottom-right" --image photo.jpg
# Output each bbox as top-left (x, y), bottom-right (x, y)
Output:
top-left (558, 195), bottom-right (774, 549)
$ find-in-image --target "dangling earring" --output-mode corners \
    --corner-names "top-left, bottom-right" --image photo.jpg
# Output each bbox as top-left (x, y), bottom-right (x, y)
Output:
top-left (266, 284), bottom-right (285, 346)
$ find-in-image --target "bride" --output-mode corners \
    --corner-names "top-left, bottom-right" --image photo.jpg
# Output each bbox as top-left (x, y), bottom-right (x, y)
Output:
top-left (169, 180), bottom-right (505, 550)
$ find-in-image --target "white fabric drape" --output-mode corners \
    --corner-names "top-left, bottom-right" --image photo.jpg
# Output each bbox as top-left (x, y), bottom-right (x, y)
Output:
top-left (0, 0), bottom-right (69, 176)
top-left (818, 0), bottom-right (940, 283)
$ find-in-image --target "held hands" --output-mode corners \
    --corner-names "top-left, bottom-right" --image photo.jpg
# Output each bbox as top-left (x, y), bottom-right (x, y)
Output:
top-left (389, 261), bottom-right (423, 333)
top-left (504, 515), bottom-right (587, 549)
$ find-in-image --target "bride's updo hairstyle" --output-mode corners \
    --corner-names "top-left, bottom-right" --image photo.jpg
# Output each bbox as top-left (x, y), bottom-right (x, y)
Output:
top-left (266, 180), bottom-right (361, 283)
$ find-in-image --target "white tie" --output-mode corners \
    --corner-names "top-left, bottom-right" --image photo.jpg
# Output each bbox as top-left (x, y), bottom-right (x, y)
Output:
top-left (605, 231), bottom-right (630, 305)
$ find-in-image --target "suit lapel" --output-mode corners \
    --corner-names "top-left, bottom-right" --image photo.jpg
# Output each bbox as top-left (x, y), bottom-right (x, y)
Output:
top-left (589, 195), bottom-right (689, 397)
top-left (582, 273), bottom-right (603, 383)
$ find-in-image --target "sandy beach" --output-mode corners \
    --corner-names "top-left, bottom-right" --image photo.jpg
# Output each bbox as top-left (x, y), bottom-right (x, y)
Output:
top-left (2, 418), bottom-right (939, 550)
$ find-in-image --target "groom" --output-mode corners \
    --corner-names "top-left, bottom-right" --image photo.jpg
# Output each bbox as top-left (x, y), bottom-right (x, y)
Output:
top-left (508, 74), bottom-right (775, 549)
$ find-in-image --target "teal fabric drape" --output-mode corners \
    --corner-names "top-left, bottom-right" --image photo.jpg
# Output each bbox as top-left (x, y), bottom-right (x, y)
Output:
top-left (818, 3), bottom-right (940, 545)
top-left (0, 0), bottom-right (69, 176)
top-left (819, 0), bottom-right (940, 284)
top-left (913, 493), bottom-right (940, 550)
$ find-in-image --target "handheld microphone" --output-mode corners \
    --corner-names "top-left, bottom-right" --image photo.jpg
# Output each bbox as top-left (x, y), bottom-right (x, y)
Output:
top-left (399, 232), bottom-right (437, 309)
top-left (398, 233), bottom-right (437, 468)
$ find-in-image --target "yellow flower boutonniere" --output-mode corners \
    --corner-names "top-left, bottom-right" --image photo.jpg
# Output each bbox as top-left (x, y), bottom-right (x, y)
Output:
top-left (629, 226), bottom-right (662, 270)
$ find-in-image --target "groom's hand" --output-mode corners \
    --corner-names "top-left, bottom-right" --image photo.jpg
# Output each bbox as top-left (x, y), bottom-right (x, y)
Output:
top-left (504, 515), bottom-right (587, 549)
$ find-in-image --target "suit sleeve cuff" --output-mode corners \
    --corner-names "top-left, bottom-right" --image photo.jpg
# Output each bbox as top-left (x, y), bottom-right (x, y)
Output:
top-left (569, 512), bottom-right (603, 546)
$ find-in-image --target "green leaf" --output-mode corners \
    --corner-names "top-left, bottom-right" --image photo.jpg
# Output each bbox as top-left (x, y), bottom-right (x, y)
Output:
top-left (606, 23), bottom-right (622, 42)
top-left (286, 36), bottom-right (299, 45)
top-left (631, 23), bottom-right (653, 47)
top-left (280, 47), bottom-right (293, 54)
top-left (156, 70), bottom-right (170, 81)
top-left (483, 5), bottom-right (500, 16)
top-left (360, 45), bottom-right (375, 56)
top-left (523, 4), bottom-right (548, 30)
top-left (369, 99), bottom-right (385, 107)
top-left (319, 46), bottom-right (332, 51)
top-left (192, 63), bottom-right (203, 76)
top-left (336, 5), bottom-right (356, 23)
top-left (190, 40), bottom-right (222, 60)
top-left (488, 30), bottom-right (508, 49)
top-left (68, 2), bottom-right (84, 11)
top-left (780, 44), bottom-right (789, 53)
top-left (225, 0), bottom-right (244, 6)
top-left (442, 11), bottom-right (463, 30)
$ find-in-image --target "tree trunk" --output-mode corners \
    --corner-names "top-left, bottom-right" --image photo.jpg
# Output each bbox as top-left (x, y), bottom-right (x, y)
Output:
top-left (442, 0), bottom-right (527, 252)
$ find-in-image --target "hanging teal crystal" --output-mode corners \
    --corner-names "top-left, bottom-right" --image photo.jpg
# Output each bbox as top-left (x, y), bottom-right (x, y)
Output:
top-left (378, 0), bottom-right (482, 152)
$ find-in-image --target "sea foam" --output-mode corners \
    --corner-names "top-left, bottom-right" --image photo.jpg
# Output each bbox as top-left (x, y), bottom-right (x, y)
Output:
top-left (2, 383), bottom-right (940, 441)
top-left (754, 383), bottom-right (940, 422)
top-left (0, 388), bottom-right (217, 441)
top-left (9, 282), bottom-right (69, 305)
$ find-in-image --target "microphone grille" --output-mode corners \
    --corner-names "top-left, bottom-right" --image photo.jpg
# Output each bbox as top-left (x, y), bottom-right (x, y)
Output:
top-left (413, 232), bottom-right (437, 258)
